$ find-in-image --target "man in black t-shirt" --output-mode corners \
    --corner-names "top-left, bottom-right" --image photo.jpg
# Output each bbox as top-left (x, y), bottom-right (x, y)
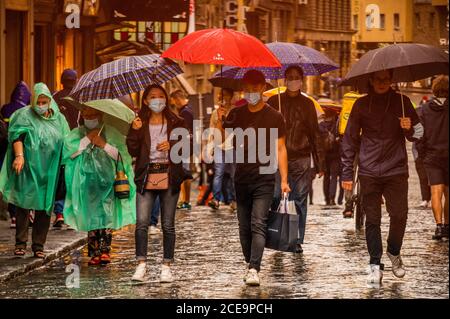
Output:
top-left (224, 70), bottom-right (290, 286)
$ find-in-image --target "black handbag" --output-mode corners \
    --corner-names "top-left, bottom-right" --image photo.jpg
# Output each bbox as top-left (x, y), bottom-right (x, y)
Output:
top-left (265, 195), bottom-right (300, 253)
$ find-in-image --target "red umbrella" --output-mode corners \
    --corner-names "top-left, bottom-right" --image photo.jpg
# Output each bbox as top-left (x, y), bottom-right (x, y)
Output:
top-left (161, 28), bottom-right (281, 68)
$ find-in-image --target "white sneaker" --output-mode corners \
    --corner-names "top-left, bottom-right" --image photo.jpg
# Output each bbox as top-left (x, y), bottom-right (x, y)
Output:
top-left (243, 264), bottom-right (250, 282)
top-left (149, 225), bottom-right (161, 235)
top-left (366, 264), bottom-right (383, 286)
top-left (419, 200), bottom-right (429, 209)
top-left (131, 263), bottom-right (147, 281)
top-left (244, 268), bottom-right (260, 286)
top-left (387, 252), bottom-right (406, 278)
top-left (160, 264), bottom-right (174, 283)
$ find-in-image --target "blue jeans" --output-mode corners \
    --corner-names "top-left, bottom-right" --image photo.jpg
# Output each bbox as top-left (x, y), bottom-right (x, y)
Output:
top-left (272, 157), bottom-right (311, 244)
top-left (135, 188), bottom-right (180, 262)
top-left (150, 196), bottom-right (161, 226)
top-left (213, 151), bottom-right (236, 202)
top-left (54, 200), bottom-right (64, 215)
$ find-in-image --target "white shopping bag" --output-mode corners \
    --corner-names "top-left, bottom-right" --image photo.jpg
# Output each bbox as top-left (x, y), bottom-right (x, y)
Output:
top-left (278, 192), bottom-right (296, 215)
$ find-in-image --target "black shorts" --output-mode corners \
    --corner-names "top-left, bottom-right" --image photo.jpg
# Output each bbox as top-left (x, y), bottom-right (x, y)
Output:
top-left (425, 163), bottom-right (449, 186)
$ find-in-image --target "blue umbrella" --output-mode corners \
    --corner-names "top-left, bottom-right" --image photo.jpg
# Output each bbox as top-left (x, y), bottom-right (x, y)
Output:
top-left (210, 42), bottom-right (339, 82)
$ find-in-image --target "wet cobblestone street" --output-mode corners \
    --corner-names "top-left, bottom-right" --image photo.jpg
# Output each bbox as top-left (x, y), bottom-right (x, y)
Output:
top-left (0, 149), bottom-right (448, 299)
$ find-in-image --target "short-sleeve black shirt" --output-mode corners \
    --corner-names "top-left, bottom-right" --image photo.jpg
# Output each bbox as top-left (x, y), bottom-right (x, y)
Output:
top-left (224, 103), bottom-right (286, 184)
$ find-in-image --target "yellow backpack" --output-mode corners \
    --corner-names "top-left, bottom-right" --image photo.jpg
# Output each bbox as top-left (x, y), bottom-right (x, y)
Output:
top-left (338, 92), bottom-right (365, 135)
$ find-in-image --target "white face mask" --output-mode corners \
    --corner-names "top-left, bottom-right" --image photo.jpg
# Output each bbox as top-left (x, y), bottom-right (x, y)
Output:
top-left (244, 92), bottom-right (261, 105)
top-left (34, 104), bottom-right (49, 116)
top-left (287, 79), bottom-right (302, 92)
top-left (84, 118), bottom-right (100, 130)
top-left (148, 98), bottom-right (166, 113)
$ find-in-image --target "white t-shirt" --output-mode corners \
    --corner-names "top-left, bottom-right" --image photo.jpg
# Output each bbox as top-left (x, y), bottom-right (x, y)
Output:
top-left (149, 123), bottom-right (168, 163)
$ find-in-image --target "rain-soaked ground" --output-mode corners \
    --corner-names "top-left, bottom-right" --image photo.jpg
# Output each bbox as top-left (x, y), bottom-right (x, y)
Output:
top-left (0, 149), bottom-right (448, 299)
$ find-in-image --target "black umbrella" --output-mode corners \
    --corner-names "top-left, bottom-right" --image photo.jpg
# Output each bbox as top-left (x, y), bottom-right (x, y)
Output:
top-left (341, 43), bottom-right (448, 116)
top-left (208, 76), bottom-right (243, 92)
top-left (341, 43), bottom-right (448, 92)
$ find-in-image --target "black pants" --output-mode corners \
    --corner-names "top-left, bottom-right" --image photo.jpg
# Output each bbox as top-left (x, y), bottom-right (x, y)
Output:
top-left (360, 174), bottom-right (408, 265)
top-left (323, 156), bottom-right (340, 203)
top-left (15, 207), bottom-right (50, 252)
top-left (235, 182), bottom-right (274, 272)
top-left (415, 159), bottom-right (431, 201)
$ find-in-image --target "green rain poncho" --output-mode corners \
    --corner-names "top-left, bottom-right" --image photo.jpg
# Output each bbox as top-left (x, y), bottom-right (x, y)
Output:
top-left (62, 124), bottom-right (136, 232)
top-left (0, 83), bottom-right (69, 213)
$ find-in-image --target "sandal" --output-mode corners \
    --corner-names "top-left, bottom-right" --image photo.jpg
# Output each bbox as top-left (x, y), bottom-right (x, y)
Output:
top-left (33, 251), bottom-right (45, 259)
top-left (14, 248), bottom-right (25, 256)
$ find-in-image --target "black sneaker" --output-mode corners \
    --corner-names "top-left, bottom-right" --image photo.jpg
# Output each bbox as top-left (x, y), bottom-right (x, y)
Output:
top-left (208, 199), bottom-right (220, 210)
top-left (432, 224), bottom-right (444, 240)
top-left (442, 224), bottom-right (449, 239)
top-left (294, 244), bottom-right (303, 254)
top-left (330, 199), bottom-right (336, 206)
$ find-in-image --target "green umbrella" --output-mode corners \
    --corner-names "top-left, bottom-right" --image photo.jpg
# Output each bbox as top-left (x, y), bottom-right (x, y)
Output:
top-left (63, 97), bottom-right (135, 135)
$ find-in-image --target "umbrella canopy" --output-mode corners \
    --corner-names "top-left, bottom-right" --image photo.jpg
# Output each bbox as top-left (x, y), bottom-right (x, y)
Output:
top-left (63, 97), bottom-right (135, 136)
top-left (341, 43), bottom-right (449, 92)
top-left (161, 28), bottom-right (281, 68)
top-left (208, 76), bottom-right (243, 91)
top-left (69, 54), bottom-right (183, 102)
top-left (217, 42), bottom-right (339, 80)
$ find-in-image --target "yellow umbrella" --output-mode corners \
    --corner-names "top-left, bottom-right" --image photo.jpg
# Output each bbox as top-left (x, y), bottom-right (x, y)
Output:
top-left (263, 86), bottom-right (324, 117)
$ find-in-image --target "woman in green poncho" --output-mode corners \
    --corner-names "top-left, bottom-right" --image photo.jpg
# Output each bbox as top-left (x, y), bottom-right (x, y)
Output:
top-left (0, 83), bottom-right (69, 258)
top-left (62, 106), bottom-right (136, 266)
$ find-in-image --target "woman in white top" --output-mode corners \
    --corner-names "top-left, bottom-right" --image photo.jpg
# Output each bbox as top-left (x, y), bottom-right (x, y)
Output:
top-left (127, 85), bottom-right (188, 282)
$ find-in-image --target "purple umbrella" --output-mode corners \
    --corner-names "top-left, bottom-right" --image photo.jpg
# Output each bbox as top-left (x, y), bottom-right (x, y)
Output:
top-left (209, 42), bottom-right (339, 82)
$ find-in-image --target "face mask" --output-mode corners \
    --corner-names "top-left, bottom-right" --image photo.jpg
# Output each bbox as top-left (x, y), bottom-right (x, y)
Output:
top-left (148, 98), bottom-right (166, 113)
top-left (244, 92), bottom-right (261, 105)
top-left (84, 118), bottom-right (100, 130)
top-left (34, 104), bottom-right (49, 116)
top-left (287, 80), bottom-right (302, 92)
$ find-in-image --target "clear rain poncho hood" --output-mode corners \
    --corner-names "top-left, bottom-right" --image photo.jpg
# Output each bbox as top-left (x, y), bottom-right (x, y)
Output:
top-left (0, 83), bottom-right (70, 213)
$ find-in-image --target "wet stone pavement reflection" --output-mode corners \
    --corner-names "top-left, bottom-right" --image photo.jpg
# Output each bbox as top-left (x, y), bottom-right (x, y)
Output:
top-left (0, 152), bottom-right (448, 299)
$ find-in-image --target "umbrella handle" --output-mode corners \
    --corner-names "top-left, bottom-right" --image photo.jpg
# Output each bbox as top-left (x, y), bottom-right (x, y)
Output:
top-left (277, 79), bottom-right (282, 112)
top-left (399, 87), bottom-right (405, 117)
top-left (89, 124), bottom-right (105, 150)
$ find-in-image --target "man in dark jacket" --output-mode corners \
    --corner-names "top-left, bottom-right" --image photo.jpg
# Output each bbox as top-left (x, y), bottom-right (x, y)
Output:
top-left (341, 70), bottom-right (423, 285)
top-left (417, 75), bottom-right (449, 240)
top-left (268, 66), bottom-right (325, 254)
top-left (319, 110), bottom-right (340, 206)
top-left (170, 90), bottom-right (193, 211)
top-left (53, 69), bottom-right (79, 130)
top-left (52, 69), bottom-right (78, 228)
